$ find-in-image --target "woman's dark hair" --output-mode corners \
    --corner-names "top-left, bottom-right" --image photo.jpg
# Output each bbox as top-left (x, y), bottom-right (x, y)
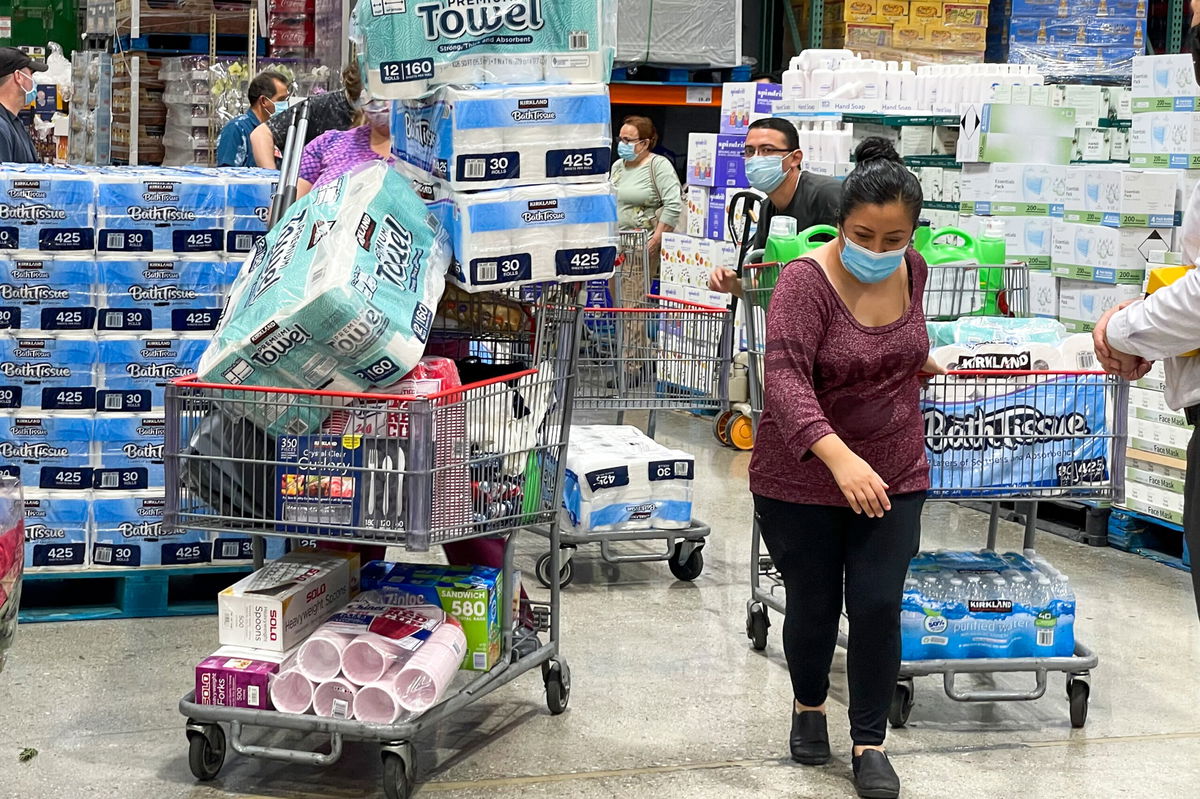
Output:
top-left (248, 71), bottom-right (288, 105)
top-left (747, 117), bottom-right (799, 151)
top-left (1189, 22), bottom-right (1200, 86)
top-left (621, 115), bottom-right (659, 148)
top-left (838, 136), bottom-right (923, 227)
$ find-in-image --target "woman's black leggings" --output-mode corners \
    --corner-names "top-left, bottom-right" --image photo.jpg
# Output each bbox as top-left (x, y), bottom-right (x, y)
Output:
top-left (754, 491), bottom-right (925, 747)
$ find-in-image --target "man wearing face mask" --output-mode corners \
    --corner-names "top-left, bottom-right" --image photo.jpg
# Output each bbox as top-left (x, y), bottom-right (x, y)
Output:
top-left (0, 48), bottom-right (47, 164)
top-left (252, 62), bottom-right (366, 169)
top-left (216, 70), bottom-right (291, 168)
top-left (708, 117), bottom-right (842, 295)
top-left (294, 97), bottom-right (394, 199)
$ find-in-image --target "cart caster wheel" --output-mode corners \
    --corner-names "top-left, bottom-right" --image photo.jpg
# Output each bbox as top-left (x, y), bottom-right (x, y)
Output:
top-left (186, 722), bottom-right (226, 782)
top-left (746, 603), bottom-right (769, 651)
top-left (381, 749), bottom-right (414, 799)
top-left (1067, 679), bottom-right (1090, 728)
top-left (545, 660), bottom-right (571, 715)
top-left (668, 543), bottom-right (704, 581)
top-left (888, 681), bottom-right (915, 729)
top-left (713, 410), bottom-right (735, 446)
top-left (535, 551), bottom-right (574, 589)
top-left (728, 412), bottom-right (754, 450)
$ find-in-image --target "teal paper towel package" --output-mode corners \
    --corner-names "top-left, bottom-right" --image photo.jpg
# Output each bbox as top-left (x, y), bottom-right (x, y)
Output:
top-left (197, 162), bottom-right (453, 436)
top-left (356, 0), bottom-right (616, 99)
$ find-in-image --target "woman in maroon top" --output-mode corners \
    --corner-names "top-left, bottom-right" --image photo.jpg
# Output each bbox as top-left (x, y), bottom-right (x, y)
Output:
top-left (748, 137), bottom-right (939, 799)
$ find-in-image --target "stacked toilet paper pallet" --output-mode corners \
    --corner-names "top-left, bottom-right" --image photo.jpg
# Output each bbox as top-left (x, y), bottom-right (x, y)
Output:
top-left (0, 164), bottom-right (277, 572)
top-left (1120, 362), bottom-right (1192, 527)
top-left (561, 425), bottom-right (695, 533)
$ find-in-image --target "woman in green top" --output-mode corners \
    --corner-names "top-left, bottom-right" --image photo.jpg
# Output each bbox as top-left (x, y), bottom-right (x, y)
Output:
top-left (608, 115), bottom-right (683, 386)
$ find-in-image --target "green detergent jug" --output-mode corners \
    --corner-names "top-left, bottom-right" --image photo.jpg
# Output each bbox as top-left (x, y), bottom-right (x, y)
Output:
top-left (915, 223), bottom-right (1006, 318)
top-left (759, 219), bottom-right (838, 294)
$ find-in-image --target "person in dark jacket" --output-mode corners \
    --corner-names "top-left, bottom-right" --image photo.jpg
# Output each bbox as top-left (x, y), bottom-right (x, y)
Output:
top-left (0, 48), bottom-right (47, 164)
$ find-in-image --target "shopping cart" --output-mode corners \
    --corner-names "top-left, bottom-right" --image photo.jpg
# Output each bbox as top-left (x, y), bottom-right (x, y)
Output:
top-left (741, 256), bottom-right (1122, 729)
top-left (169, 294), bottom-right (582, 799)
top-left (528, 230), bottom-right (732, 588)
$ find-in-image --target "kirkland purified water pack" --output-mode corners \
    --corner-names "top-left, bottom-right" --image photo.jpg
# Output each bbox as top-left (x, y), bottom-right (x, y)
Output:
top-left (356, 0), bottom-right (616, 99)
top-left (901, 550), bottom-right (1077, 660)
top-left (198, 162), bottom-right (453, 436)
top-left (392, 83), bottom-right (612, 190)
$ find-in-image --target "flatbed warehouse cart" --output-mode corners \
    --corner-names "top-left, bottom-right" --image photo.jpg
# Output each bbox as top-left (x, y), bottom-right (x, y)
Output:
top-left (529, 230), bottom-right (731, 588)
top-left (740, 256), bottom-right (1124, 729)
top-left (167, 292), bottom-right (582, 799)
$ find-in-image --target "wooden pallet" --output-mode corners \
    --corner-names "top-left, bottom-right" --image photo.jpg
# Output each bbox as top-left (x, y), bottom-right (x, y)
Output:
top-left (955, 500), bottom-right (1111, 547)
top-left (19, 565), bottom-right (251, 623)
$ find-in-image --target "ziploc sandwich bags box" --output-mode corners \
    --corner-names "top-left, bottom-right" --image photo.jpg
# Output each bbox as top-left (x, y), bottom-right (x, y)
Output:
top-left (371, 562), bottom-right (503, 672)
top-left (91, 490), bottom-right (209, 567)
top-left (0, 412), bottom-right (94, 490)
top-left (196, 645), bottom-right (298, 710)
top-left (218, 549), bottom-right (361, 652)
top-left (197, 162), bottom-right (453, 437)
top-left (921, 367), bottom-right (1110, 497)
top-left (96, 257), bottom-right (236, 333)
top-left (0, 164), bottom-right (95, 252)
top-left (91, 413), bottom-right (166, 491)
top-left (95, 168), bottom-right (225, 255)
top-left (222, 168), bottom-right (277, 255)
top-left (356, 0), bottom-right (616, 100)
top-left (0, 255), bottom-right (96, 332)
top-left (0, 334), bottom-right (97, 411)
top-left (97, 335), bottom-right (209, 410)
top-left (393, 83), bottom-right (612, 190)
top-left (22, 490), bottom-right (89, 569)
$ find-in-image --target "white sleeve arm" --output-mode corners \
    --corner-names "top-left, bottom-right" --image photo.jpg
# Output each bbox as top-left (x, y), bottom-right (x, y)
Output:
top-left (1106, 265), bottom-right (1200, 360)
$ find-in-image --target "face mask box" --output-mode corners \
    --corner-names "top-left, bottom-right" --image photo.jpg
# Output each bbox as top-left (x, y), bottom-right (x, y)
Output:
top-left (1028, 270), bottom-right (1058, 317)
top-left (0, 334), bottom-right (97, 411)
top-left (22, 491), bottom-right (89, 569)
top-left (217, 549), bottom-right (361, 652)
top-left (686, 133), bottom-right (748, 188)
top-left (956, 103), bottom-right (1077, 165)
top-left (1002, 217), bottom-right (1054, 270)
top-left (1056, 278), bottom-right (1141, 331)
top-left (1065, 168), bottom-right (1180, 227)
top-left (1131, 54), bottom-right (1198, 104)
top-left (1131, 112), bottom-right (1200, 169)
top-left (720, 83), bottom-right (782, 136)
top-left (1051, 222), bottom-right (1171, 283)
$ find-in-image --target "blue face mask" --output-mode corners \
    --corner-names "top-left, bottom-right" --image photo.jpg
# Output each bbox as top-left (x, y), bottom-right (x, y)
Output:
top-left (16, 72), bottom-right (34, 107)
top-left (840, 233), bottom-right (907, 283)
top-left (745, 155), bottom-right (789, 193)
top-left (617, 141), bottom-right (637, 161)
top-left (270, 98), bottom-right (290, 117)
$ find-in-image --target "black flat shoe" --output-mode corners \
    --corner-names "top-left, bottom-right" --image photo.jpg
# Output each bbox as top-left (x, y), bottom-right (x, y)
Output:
top-left (852, 749), bottom-right (900, 799)
top-left (789, 710), bottom-right (831, 765)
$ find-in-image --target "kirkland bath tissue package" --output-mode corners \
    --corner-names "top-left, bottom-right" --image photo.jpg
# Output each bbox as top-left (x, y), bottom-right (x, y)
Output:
top-left (92, 491), bottom-right (209, 567)
top-left (215, 167), bottom-right (276, 255)
top-left (91, 413), bottom-right (166, 491)
top-left (97, 334), bottom-right (209, 409)
top-left (198, 163), bottom-right (453, 436)
top-left (0, 255), bottom-right (97, 332)
top-left (0, 334), bottom-right (97, 411)
top-left (94, 168), bottom-right (226, 254)
top-left (23, 491), bottom-right (90, 569)
top-left (0, 164), bottom-right (95, 252)
top-left (561, 424), bottom-right (694, 533)
top-left (393, 83), bottom-right (612, 190)
top-left (0, 412), bottom-right (94, 490)
top-left (356, 0), bottom-right (616, 99)
top-left (96, 257), bottom-right (237, 333)
top-left (400, 163), bottom-right (617, 291)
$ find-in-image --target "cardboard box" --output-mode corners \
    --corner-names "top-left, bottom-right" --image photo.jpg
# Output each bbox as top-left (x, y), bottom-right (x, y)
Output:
top-left (1073, 129), bottom-right (1112, 163)
top-left (217, 550), bottom-right (361, 652)
top-left (846, 22), bottom-right (893, 48)
top-left (1128, 387), bottom-right (1193, 430)
top-left (1128, 417), bottom-right (1193, 460)
top-left (1028, 269), bottom-right (1058, 316)
top-left (1051, 222), bottom-right (1170, 283)
top-left (1131, 54), bottom-right (1198, 103)
top-left (720, 82), bottom-right (783, 136)
top-left (941, 168), bottom-right (962, 203)
top-left (1056, 276), bottom-right (1141, 330)
top-left (1123, 482), bottom-right (1185, 526)
top-left (686, 133), bottom-right (748, 189)
top-left (875, 0), bottom-right (911, 21)
top-left (957, 103), bottom-right (1078, 165)
top-left (195, 646), bottom-right (297, 710)
top-left (1003, 216), bottom-right (1055, 270)
top-left (843, 0), bottom-right (877, 22)
top-left (943, 2), bottom-right (987, 25)
top-left (1131, 112), bottom-right (1200, 169)
top-left (892, 22), bottom-right (927, 48)
top-left (909, 0), bottom-right (943, 23)
top-left (1071, 168), bottom-right (1181, 227)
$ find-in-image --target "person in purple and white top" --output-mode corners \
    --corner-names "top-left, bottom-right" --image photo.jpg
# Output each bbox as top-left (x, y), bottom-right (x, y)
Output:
top-left (295, 97), bottom-right (395, 199)
top-left (748, 137), bottom-right (941, 799)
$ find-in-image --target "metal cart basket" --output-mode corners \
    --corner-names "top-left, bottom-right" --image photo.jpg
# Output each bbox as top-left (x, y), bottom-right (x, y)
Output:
top-left (169, 296), bottom-right (582, 799)
top-left (740, 257), bottom-right (1122, 729)
top-left (528, 231), bottom-right (732, 588)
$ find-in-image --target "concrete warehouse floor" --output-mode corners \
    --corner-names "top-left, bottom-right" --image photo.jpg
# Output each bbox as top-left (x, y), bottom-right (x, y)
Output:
top-left (2, 411), bottom-right (1199, 799)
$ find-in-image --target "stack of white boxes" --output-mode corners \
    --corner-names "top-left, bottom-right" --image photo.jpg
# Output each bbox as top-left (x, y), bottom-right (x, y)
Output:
top-left (1124, 359), bottom-right (1192, 529)
top-left (1, 165), bottom-right (279, 572)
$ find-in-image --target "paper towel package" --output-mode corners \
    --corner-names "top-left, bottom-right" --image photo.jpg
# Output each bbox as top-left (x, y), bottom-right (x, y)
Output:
top-left (0, 165), bottom-right (95, 252)
top-left (94, 170), bottom-right (226, 254)
top-left (393, 83), bottom-right (612, 190)
top-left (96, 258), bottom-right (235, 333)
top-left (196, 645), bottom-right (297, 710)
top-left (0, 334), bottom-right (97, 411)
top-left (218, 549), bottom-right (362, 652)
top-left (22, 491), bottom-right (90, 569)
top-left (403, 165), bottom-right (617, 292)
top-left (198, 163), bottom-right (453, 437)
top-left (561, 424), bottom-right (694, 533)
top-left (91, 413), bottom-right (166, 491)
top-left (91, 491), bottom-right (209, 567)
top-left (356, 0), bottom-right (616, 99)
top-left (0, 412), bottom-right (94, 490)
top-left (97, 335), bottom-right (209, 409)
top-left (0, 255), bottom-right (97, 332)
